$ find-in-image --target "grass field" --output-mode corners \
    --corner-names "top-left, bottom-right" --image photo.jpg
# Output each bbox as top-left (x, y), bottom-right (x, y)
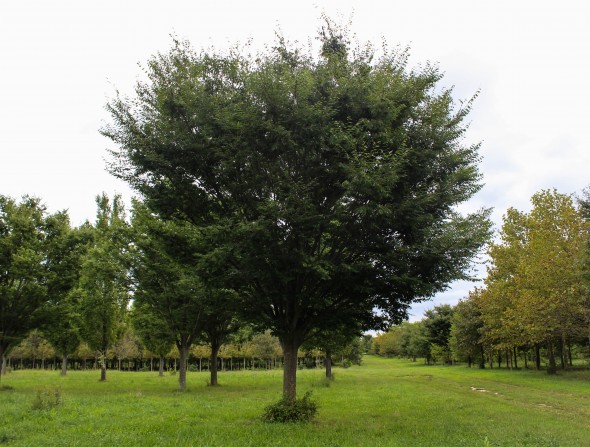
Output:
top-left (1, 356), bottom-right (589, 446)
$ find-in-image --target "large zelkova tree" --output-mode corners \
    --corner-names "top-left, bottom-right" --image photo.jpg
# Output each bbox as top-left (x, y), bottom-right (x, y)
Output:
top-left (0, 196), bottom-right (49, 379)
top-left (130, 200), bottom-right (209, 390)
top-left (102, 23), bottom-right (491, 400)
top-left (78, 194), bottom-right (131, 381)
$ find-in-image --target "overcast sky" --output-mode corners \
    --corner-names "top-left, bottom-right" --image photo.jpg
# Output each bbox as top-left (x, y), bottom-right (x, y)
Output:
top-left (1, 0), bottom-right (589, 320)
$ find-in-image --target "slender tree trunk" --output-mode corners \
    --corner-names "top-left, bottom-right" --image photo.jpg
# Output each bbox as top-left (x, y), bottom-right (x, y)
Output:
top-left (100, 353), bottom-right (107, 381)
top-left (281, 339), bottom-right (299, 402)
top-left (561, 334), bottom-right (569, 370)
top-left (178, 342), bottom-right (189, 390)
top-left (0, 346), bottom-right (6, 386)
top-left (547, 341), bottom-right (557, 375)
top-left (0, 346), bottom-right (6, 376)
top-left (210, 342), bottom-right (220, 386)
top-left (61, 354), bottom-right (68, 376)
top-left (479, 346), bottom-right (485, 369)
top-left (158, 355), bottom-right (164, 377)
top-left (325, 351), bottom-right (333, 380)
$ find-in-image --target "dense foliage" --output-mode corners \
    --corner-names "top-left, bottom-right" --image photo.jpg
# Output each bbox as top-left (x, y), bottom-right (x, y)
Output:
top-left (374, 189), bottom-right (590, 373)
top-left (101, 21), bottom-right (491, 400)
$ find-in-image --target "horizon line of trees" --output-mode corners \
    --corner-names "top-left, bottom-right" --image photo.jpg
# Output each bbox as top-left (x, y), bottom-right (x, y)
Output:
top-left (373, 189), bottom-right (590, 374)
top-left (0, 193), bottom-right (366, 386)
top-left (3, 328), bottom-right (367, 376)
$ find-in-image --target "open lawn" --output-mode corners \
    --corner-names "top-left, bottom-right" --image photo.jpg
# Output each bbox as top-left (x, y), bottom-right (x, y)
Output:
top-left (1, 356), bottom-right (589, 446)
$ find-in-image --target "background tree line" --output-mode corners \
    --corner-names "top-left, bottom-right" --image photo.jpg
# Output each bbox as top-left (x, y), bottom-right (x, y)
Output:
top-left (372, 189), bottom-right (590, 374)
top-left (0, 194), bottom-right (364, 387)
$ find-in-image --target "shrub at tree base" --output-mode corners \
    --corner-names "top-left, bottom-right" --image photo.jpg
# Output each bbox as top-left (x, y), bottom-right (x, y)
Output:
top-left (262, 392), bottom-right (317, 423)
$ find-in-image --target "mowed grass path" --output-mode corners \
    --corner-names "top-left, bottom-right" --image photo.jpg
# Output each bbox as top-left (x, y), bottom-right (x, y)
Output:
top-left (1, 356), bottom-right (589, 446)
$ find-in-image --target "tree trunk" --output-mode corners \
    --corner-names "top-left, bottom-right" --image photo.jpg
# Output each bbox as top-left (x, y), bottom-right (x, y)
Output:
top-left (158, 355), bottom-right (164, 377)
top-left (281, 339), bottom-right (299, 402)
top-left (178, 342), bottom-right (189, 390)
top-left (210, 342), bottom-right (220, 386)
top-left (547, 341), bottom-right (557, 375)
top-left (325, 352), bottom-right (333, 380)
top-left (61, 354), bottom-right (68, 376)
top-left (100, 353), bottom-right (107, 381)
top-left (479, 346), bottom-right (485, 369)
top-left (561, 334), bottom-right (569, 370)
top-left (0, 346), bottom-right (6, 376)
top-left (0, 346), bottom-right (6, 386)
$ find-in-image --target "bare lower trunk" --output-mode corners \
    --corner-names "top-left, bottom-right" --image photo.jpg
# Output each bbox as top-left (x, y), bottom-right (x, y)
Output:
top-left (210, 343), bottom-right (220, 386)
top-left (158, 355), bottom-right (164, 377)
top-left (100, 353), bottom-right (107, 381)
top-left (61, 354), bottom-right (68, 376)
top-left (281, 340), bottom-right (298, 402)
top-left (0, 345), bottom-right (5, 386)
top-left (0, 346), bottom-right (6, 375)
top-left (325, 353), bottom-right (333, 380)
top-left (547, 341), bottom-right (557, 375)
top-left (561, 334), bottom-right (569, 370)
top-left (178, 343), bottom-right (189, 390)
top-left (479, 346), bottom-right (485, 369)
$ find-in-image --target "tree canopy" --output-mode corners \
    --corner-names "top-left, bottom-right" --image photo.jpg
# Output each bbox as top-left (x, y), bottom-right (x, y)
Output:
top-left (102, 22), bottom-right (491, 400)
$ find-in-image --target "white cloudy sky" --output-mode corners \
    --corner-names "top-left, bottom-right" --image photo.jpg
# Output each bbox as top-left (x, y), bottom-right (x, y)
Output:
top-left (1, 0), bottom-right (589, 320)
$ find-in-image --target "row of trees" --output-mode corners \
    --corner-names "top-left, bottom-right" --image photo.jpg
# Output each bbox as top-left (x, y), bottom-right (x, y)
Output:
top-left (5, 328), bottom-right (365, 376)
top-left (373, 189), bottom-right (590, 374)
top-left (2, 21), bottom-right (491, 400)
top-left (0, 194), bottom-right (363, 386)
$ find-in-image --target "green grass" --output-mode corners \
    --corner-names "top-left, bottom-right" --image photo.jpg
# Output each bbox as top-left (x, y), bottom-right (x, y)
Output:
top-left (1, 356), bottom-right (589, 446)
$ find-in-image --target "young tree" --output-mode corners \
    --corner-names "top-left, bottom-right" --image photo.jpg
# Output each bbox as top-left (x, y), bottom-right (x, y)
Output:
top-left (102, 23), bottom-right (491, 400)
top-left (303, 322), bottom-right (363, 379)
top-left (78, 194), bottom-right (131, 381)
top-left (450, 290), bottom-right (486, 368)
top-left (0, 196), bottom-right (48, 378)
top-left (131, 299), bottom-right (175, 377)
top-left (201, 302), bottom-right (241, 386)
top-left (41, 214), bottom-right (94, 375)
top-left (131, 201), bottom-right (207, 390)
top-left (423, 304), bottom-right (455, 364)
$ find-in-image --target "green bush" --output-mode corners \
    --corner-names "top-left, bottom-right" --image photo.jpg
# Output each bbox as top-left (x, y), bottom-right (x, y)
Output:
top-left (262, 391), bottom-right (317, 423)
top-left (31, 387), bottom-right (62, 411)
